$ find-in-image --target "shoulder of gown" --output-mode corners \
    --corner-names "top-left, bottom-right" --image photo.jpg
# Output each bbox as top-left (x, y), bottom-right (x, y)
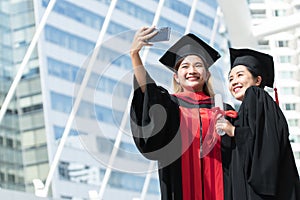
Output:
top-left (130, 72), bottom-right (181, 160)
top-left (233, 86), bottom-right (299, 196)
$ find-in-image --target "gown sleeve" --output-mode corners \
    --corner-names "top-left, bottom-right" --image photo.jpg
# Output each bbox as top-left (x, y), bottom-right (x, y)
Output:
top-left (233, 86), bottom-right (290, 196)
top-left (130, 72), bottom-right (180, 160)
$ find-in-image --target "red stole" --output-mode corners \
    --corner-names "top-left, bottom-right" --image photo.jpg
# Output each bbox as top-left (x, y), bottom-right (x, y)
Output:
top-left (174, 91), bottom-right (224, 200)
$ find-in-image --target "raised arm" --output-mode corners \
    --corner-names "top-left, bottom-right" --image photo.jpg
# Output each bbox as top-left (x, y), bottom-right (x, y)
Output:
top-left (130, 26), bottom-right (157, 93)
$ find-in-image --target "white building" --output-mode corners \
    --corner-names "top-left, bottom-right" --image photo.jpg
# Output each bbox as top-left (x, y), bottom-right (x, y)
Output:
top-left (245, 0), bottom-right (300, 173)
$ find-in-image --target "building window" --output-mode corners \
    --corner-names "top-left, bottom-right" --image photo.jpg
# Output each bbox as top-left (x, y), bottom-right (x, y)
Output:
top-left (281, 87), bottom-right (295, 95)
top-left (201, 0), bottom-right (218, 8)
top-left (290, 135), bottom-right (300, 143)
top-left (107, 22), bottom-right (129, 37)
top-left (288, 119), bottom-right (299, 127)
top-left (0, 172), bottom-right (5, 181)
top-left (6, 138), bottom-right (13, 148)
top-left (50, 92), bottom-right (124, 125)
top-left (278, 71), bottom-right (293, 79)
top-left (273, 9), bottom-right (286, 17)
top-left (116, 0), bottom-right (154, 24)
top-left (42, 0), bottom-right (104, 29)
top-left (258, 39), bottom-right (269, 49)
top-left (284, 103), bottom-right (296, 111)
top-left (58, 161), bottom-right (101, 185)
top-left (48, 55), bottom-right (132, 90)
top-left (53, 125), bottom-right (86, 140)
top-left (97, 137), bottom-right (114, 154)
top-left (277, 55), bottom-right (291, 63)
top-left (276, 40), bottom-right (288, 47)
top-left (250, 9), bottom-right (266, 18)
top-left (194, 10), bottom-right (215, 29)
top-left (294, 151), bottom-right (300, 159)
top-left (165, 0), bottom-right (191, 17)
top-left (50, 92), bottom-right (72, 114)
top-left (44, 25), bottom-right (95, 55)
top-left (94, 0), bottom-right (110, 5)
top-left (22, 104), bottom-right (43, 113)
top-left (109, 171), bottom-right (160, 194)
top-left (7, 174), bottom-right (15, 183)
top-left (43, 0), bottom-right (131, 40)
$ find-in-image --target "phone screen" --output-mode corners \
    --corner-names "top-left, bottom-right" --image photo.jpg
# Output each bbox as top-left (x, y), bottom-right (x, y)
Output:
top-left (147, 27), bottom-right (171, 42)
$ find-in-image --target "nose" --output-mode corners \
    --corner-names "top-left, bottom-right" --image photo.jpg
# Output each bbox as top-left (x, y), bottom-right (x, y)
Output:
top-left (187, 66), bottom-right (197, 74)
top-left (230, 78), bottom-right (238, 87)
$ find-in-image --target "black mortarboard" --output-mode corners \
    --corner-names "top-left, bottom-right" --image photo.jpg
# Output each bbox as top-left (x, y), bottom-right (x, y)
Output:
top-left (229, 48), bottom-right (274, 88)
top-left (159, 33), bottom-right (221, 71)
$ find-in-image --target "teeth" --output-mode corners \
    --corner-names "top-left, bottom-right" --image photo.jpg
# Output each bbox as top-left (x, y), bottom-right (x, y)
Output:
top-left (187, 77), bottom-right (198, 80)
top-left (234, 88), bottom-right (240, 93)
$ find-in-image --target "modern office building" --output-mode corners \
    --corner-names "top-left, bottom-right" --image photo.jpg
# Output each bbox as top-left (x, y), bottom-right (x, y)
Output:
top-left (0, 0), bottom-right (47, 192)
top-left (0, 0), bottom-right (229, 199)
top-left (2, 0), bottom-right (299, 199)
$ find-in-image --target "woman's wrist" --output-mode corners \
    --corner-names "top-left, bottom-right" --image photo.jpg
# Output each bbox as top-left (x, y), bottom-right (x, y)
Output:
top-left (130, 49), bottom-right (140, 57)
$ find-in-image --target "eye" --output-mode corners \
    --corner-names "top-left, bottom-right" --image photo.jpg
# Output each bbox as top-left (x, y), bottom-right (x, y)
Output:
top-left (228, 76), bottom-right (234, 82)
top-left (195, 63), bottom-right (204, 68)
top-left (180, 64), bottom-right (188, 69)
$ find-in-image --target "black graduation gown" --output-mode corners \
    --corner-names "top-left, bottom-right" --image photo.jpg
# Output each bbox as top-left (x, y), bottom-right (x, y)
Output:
top-left (228, 86), bottom-right (300, 200)
top-left (130, 73), bottom-right (234, 200)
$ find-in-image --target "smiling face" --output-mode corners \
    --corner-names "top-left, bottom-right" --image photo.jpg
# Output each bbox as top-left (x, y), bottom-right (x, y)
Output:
top-left (174, 55), bottom-right (210, 92)
top-left (228, 65), bottom-right (262, 101)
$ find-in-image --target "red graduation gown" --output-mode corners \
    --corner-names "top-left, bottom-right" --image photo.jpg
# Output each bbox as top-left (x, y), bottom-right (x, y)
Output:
top-left (174, 92), bottom-right (224, 200)
top-left (130, 73), bottom-right (234, 200)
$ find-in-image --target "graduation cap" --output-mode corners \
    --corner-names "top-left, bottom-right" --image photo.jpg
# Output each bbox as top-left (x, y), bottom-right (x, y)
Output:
top-left (159, 33), bottom-right (221, 71)
top-left (229, 48), bottom-right (274, 88)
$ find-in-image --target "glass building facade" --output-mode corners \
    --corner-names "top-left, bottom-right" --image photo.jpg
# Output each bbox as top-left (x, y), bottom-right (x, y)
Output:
top-left (0, 0), bottom-right (230, 199)
top-left (0, 0), bottom-right (47, 192)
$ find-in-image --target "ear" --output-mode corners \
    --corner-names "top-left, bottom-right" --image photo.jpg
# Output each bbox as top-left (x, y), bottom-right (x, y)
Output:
top-left (173, 73), bottom-right (179, 84)
top-left (206, 70), bottom-right (211, 81)
top-left (255, 76), bottom-right (262, 86)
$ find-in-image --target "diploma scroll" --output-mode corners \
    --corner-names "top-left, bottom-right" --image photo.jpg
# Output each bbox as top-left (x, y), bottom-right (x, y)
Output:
top-left (214, 94), bottom-right (225, 136)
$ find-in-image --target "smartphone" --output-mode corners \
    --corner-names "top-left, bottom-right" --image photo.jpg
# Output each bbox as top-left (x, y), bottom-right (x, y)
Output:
top-left (147, 27), bottom-right (171, 42)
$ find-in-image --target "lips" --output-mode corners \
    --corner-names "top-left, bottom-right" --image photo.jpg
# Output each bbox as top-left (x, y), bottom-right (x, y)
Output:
top-left (233, 86), bottom-right (242, 93)
top-left (186, 76), bottom-right (199, 81)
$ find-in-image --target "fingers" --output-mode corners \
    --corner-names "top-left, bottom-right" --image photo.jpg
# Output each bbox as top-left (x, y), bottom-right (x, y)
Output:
top-left (215, 119), bottom-right (228, 132)
top-left (131, 27), bottom-right (154, 54)
top-left (215, 122), bottom-right (225, 131)
top-left (140, 26), bottom-right (156, 34)
top-left (216, 113), bottom-right (224, 120)
top-left (137, 26), bottom-right (158, 43)
top-left (215, 120), bottom-right (235, 137)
